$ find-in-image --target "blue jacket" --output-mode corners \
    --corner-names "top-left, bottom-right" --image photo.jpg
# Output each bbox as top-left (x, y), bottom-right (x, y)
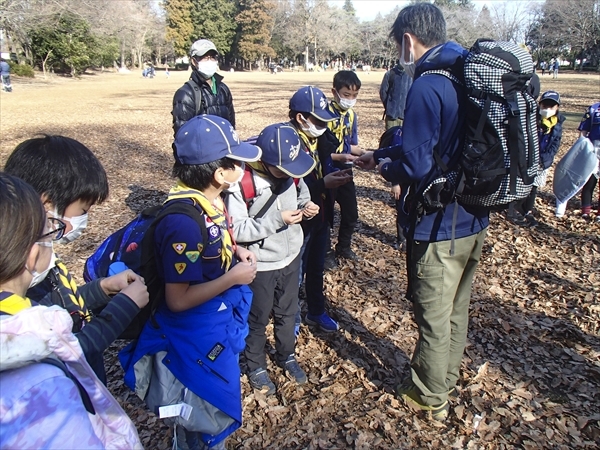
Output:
top-left (379, 65), bottom-right (413, 120)
top-left (119, 285), bottom-right (252, 447)
top-left (538, 113), bottom-right (565, 169)
top-left (374, 42), bottom-right (489, 242)
top-left (0, 61), bottom-right (9, 76)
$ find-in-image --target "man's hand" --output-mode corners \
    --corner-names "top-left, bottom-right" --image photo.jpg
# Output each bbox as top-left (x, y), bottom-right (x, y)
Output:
top-left (355, 151), bottom-right (376, 170)
top-left (100, 270), bottom-right (144, 296)
top-left (391, 184), bottom-right (402, 200)
top-left (302, 201), bottom-right (320, 219)
top-left (281, 209), bottom-right (304, 225)
top-left (235, 246), bottom-right (256, 265)
top-left (323, 169), bottom-right (353, 189)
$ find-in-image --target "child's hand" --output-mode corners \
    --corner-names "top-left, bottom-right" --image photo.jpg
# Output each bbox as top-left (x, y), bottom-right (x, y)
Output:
top-left (229, 262), bottom-right (257, 285)
top-left (302, 201), bottom-right (320, 218)
top-left (391, 184), bottom-right (402, 200)
top-left (101, 270), bottom-right (144, 296)
top-left (323, 170), bottom-right (352, 189)
top-left (121, 279), bottom-right (149, 309)
top-left (282, 209), bottom-right (304, 225)
top-left (332, 153), bottom-right (357, 163)
top-left (236, 246), bottom-right (256, 265)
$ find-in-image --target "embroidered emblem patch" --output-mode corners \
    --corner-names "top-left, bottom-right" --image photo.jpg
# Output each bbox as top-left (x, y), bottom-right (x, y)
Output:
top-left (172, 243), bottom-right (186, 254)
top-left (197, 243), bottom-right (204, 253)
top-left (208, 225), bottom-right (220, 239)
top-left (207, 343), bottom-right (225, 361)
top-left (174, 262), bottom-right (187, 274)
top-left (126, 242), bottom-right (138, 253)
top-left (185, 251), bottom-right (199, 263)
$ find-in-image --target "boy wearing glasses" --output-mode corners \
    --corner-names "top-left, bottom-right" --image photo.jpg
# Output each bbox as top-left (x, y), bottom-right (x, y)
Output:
top-left (4, 135), bottom-right (150, 382)
top-left (172, 39), bottom-right (236, 136)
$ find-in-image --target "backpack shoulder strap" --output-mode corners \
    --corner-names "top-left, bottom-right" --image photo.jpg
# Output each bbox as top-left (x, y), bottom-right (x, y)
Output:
top-left (40, 357), bottom-right (95, 414)
top-left (185, 79), bottom-right (203, 116)
top-left (154, 201), bottom-right (208, 255)
top-left (239, 166), bottom-right (257, 207)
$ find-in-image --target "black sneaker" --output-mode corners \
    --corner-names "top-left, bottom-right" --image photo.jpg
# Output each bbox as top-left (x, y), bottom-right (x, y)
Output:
top-left (335, 247), bottom-right (358, 260)
top-left (524, 213), bottom-right (539, 227)
top-left (324, 250), bottom-right (338, 270)
top-left (281, 355), bottom-right (307, 384)
top-left (248, 368), bottom-right (276, 395)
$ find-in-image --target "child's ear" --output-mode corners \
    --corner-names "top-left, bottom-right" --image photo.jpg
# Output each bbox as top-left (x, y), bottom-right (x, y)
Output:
top-left (331, 87), bottom-right (336, 97)
top-left (25, 242), bottom-right (41, 274)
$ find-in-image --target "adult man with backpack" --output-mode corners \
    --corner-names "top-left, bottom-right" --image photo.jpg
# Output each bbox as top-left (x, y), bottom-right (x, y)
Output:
top-left (172, 39), bottom-right (235, 137)
top-left (357, 3), bottom-right (490, 421)
top-left (379, 63), bottom-right (412, 130)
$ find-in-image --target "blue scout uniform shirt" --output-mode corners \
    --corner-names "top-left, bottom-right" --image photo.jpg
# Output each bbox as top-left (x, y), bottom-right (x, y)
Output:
top-left (154, 201), bottom-right (233, 284)
top-left (578, 102), bottom-right (600, 142)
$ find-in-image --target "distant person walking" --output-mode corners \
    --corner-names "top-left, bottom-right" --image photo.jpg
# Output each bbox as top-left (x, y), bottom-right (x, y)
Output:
top-left (552, 60), bottom-right (559, 79)
top-left (172, 39), bottom-right (235, 137)
top-left (1, 58), bottom-right (12, 92)
top-left (540, 61), bottom-right (547, 76)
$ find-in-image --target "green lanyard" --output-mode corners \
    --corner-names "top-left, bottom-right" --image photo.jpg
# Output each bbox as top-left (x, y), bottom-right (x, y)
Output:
top-left (210, 76), bottom-right (217, 95)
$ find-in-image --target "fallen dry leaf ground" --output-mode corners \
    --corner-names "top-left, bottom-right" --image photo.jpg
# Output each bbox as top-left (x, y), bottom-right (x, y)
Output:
top-left (1, 68), bottom-right (599, 449)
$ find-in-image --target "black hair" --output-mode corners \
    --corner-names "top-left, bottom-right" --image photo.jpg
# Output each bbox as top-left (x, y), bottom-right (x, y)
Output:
top-left (390, 3), bottom-right (447, 48)
top-left (0, 172), bottom-right (46, 284)
top-left (333, 70), bottom-right (362, 91)
top-left (3, 135), bottom-right (109, 216)
top-left (172, 157), bottom-right (236, 191)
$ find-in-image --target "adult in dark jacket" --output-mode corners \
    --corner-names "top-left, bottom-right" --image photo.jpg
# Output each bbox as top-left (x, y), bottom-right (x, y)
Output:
top-left (358, 3), bottom-right (489, 422)
top-left (379, 64), bottom-right (412, 130)
top-left (172, 39), bottom-right (235, 137)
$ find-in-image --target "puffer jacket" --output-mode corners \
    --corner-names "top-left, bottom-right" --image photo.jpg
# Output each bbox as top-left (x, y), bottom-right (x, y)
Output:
top-left (172, 70), bottom-right (235, 136)
top-left (0, 304), bottom-right (142, 449)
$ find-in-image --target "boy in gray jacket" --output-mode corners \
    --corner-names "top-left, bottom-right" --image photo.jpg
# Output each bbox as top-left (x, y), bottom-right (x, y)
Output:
top-left (225, 123), bottom-right (319, 395)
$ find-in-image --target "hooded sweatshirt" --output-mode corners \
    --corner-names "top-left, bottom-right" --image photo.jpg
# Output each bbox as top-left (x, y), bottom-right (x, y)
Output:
top-left (375, 42), bottom-right (489, 242)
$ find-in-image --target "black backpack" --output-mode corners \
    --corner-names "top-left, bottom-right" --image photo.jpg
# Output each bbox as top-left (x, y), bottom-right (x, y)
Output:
top-left (421, 39), bottom-right (539, 212)
top-left (83, 201), bottom-right (207, 339)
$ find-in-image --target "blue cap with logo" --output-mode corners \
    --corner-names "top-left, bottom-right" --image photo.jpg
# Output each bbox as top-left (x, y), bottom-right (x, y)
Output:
top-left (540, 90), bottom-right (560, 105)
top-left (256, 123), bottom-right (316, 178)
top-left (289, 86), bottom-right (337, 122)
top-left (173, 115), bottom-right (262, 165)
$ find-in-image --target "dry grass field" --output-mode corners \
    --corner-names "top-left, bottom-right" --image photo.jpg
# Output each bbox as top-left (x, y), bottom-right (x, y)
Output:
top-left (1, 68), bottom-right (599, 449)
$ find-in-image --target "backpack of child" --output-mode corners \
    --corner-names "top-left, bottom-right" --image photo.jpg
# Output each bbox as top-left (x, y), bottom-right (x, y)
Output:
top-left (83, 201), bottom-right (207, 340)
top-left (421, 39), bottom-right (539, 212)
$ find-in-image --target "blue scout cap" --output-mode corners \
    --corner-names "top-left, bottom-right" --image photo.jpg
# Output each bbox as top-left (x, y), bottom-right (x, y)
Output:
top-left (256, 123), bottom-right (316, 178)
top-left (289, 86), bottom-right (337, 122)
top-left (173, 115), bottom-right (262, 165)
top-left (540, 91), bottom-right (560, 105)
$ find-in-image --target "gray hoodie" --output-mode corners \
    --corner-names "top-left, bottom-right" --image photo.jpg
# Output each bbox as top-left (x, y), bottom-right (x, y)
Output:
top-left (225, 171), bottom-right (311, 272)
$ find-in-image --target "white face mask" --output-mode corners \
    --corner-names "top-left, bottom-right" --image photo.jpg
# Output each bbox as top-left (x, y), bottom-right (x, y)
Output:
top-left (196, 60), bottom-right (218, 79)
top-left (539, 108), bottom-right (557, 119)
top-left (223, 163), bottom-right (245, 188)
top-left (399, 36), bottom-right (416, 79)
top-left (28, 242), bottom-right (57, 288)
top-left (300, 115), bottom-right (327, 138)
top-left (50, 209), bottom-right (89, 244)
top-left (335, 92), bottom-right (357, 110)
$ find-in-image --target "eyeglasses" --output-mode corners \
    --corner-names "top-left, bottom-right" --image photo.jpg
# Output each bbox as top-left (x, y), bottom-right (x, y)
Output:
top-left (40, 217), bottom-right (67, 241)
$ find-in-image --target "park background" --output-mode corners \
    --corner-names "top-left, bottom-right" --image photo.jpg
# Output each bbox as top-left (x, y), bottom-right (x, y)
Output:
top-left (1, 0), bottom-right (600, 448)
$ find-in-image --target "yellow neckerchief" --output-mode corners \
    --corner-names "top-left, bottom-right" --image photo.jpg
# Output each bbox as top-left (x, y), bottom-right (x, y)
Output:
top-left (247, 161), bottom-right (272, 181)
top-left (53, 261), bottom-right (91, 326)
top-left (541, 115), bottom-right (558, 134)
top-left (0, 290), bottom-right (32, 315)
top-left (296, 128), bottom-right (323, 179)
top-left (166, 181), bottom-right (234, 270)
top-left (328, 101), bottom-right (354, 154)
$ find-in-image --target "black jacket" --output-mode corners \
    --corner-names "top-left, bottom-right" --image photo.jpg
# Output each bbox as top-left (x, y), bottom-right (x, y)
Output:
top-left (172, 71), bottom-right (236, 137)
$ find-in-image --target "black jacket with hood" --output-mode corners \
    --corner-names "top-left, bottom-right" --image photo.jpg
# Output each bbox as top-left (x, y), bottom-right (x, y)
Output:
top-left (172, 70), bottom-right (235, 137)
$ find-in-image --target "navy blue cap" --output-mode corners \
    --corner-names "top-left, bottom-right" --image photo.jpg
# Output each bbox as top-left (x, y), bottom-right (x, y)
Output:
top-left (174, 115), bottom-right (262, 165)
top-left (540, 90), bottom-right (560, 105)
top-left (256, 123), bottom-right (316, 178)
top-left (289, 86), bottom-right (337, 122)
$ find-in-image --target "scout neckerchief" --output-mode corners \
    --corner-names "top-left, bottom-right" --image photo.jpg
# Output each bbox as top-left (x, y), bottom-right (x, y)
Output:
top-left (297, 128), bottom-right (323, 179)
top-left (328, 101), bottom-right (354, 154)
top-left (166, 181), bottom-right (234, 270)
top-left (50, 261), bottom-right (91, 330)
top-left (0, 290), bottom-right (32, 315)
top-left (541, 114), bottom-right (558, 134)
